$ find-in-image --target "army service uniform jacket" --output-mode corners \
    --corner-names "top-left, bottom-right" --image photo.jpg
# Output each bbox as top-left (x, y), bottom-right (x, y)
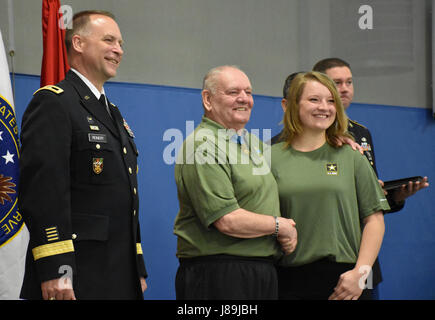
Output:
top-left (19, 71), bottom-right (147, 299)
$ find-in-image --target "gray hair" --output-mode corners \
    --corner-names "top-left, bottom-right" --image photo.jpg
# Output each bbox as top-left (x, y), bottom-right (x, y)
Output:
top-left (202, 65), bottom-right (243, 94)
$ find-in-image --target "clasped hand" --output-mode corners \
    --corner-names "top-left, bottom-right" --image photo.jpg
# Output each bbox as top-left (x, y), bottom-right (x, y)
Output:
top-left (277, 218), bottom-right (298, 255)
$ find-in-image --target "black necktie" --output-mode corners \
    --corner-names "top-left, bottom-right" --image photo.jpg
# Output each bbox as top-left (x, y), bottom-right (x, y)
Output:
top-left (99, 94), bottom-right (114, 120)
top-left (99, 94), bottom-right (107, 108)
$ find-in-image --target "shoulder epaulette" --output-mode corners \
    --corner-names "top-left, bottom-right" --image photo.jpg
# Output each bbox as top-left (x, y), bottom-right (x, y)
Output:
top-left (33, 85), bottom-right (64, 96)
top-left (349, 119), bottom-right (367, 129)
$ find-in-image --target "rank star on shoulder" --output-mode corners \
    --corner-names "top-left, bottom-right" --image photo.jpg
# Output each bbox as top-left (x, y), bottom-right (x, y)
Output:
top-left (2, 150), bottom-right (15, 164)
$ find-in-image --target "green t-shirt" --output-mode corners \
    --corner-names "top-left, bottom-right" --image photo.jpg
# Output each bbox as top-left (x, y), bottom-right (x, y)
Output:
top-left (271, 142), bottom-right (390, 267)
top-left (174, 116), bottom-right (280, 258)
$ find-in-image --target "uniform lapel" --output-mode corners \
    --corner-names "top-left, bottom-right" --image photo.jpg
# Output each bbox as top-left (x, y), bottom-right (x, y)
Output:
top-left (65, 71), bottom-right (120, 138)
top-left (109, 101), bottom-right (138, 153)
top-left (109, 101), bottom-right (128, 141)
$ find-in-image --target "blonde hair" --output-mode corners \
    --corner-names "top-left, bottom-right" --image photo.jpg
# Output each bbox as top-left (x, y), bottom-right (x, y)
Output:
top-left (281, 71), bottom-right (352, 148)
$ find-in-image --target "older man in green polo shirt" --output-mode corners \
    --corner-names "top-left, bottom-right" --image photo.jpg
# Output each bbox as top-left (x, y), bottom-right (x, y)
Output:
top-left (173, 65), bottom-right (297, 300)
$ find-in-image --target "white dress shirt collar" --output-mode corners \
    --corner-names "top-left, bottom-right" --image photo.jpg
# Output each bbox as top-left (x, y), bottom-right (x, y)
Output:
top-left (70, 68), bottom-right (106, 100)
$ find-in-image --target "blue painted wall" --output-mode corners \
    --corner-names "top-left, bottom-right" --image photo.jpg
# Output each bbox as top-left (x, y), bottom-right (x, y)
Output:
top-left (13, 74), bottom-right (435, 300)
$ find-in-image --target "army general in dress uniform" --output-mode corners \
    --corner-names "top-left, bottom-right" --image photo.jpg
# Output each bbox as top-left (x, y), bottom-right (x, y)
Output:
top-left (19, 10), bottom-right (147, 300)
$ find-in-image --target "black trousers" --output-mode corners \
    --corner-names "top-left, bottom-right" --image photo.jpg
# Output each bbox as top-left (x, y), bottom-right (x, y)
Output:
top-left (277, 258), bottom-right (373, 300)
top-left (176, 255), bottom-right (278, 300)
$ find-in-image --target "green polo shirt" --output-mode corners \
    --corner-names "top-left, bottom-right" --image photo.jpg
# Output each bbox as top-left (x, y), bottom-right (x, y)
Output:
top-left (174, 116), bottom-right (281, 259)
top-left (271, 142), bottom-right (390, 267)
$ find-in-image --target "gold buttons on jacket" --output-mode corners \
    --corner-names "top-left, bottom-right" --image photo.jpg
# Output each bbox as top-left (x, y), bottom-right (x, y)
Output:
top-left (72, 233), bottom-right (77, 240)
top-left (133, 209), bottom-right (136, 216)
top-left (133, 187), bottom-right (137, 195)
top-left (96, 144), bottom-right (101, 150)
top-left (128, 167), bottom-right (133, 174)
top-left (123, 147), bottom-right (127, 154)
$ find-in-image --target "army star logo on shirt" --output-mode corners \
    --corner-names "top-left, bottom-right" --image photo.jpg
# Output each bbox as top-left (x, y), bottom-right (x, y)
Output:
top-left (326, 163), bottom-right (338, 175)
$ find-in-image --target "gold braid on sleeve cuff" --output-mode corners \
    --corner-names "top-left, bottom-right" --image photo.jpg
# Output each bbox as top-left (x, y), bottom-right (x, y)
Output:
top-left (32, 240), bottom-right (75, 261)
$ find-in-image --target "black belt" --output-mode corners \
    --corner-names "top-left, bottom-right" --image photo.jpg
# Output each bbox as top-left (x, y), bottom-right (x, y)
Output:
top-left (179, 254), bottom-right (274, 266)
